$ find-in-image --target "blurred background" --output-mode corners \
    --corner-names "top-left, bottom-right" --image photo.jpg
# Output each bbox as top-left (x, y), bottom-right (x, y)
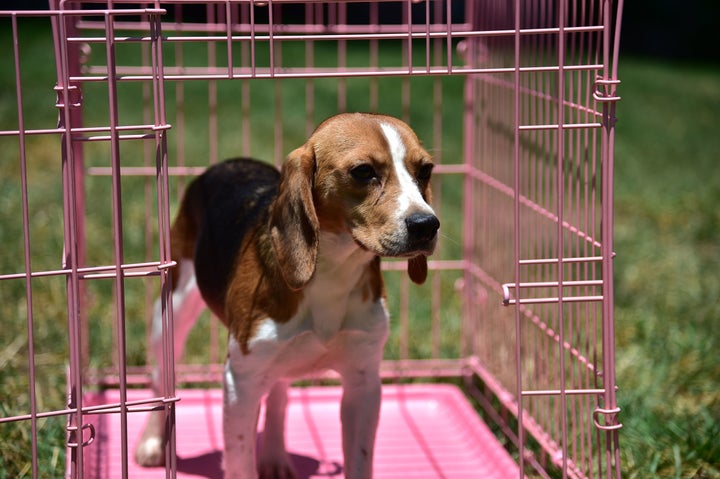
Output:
top-left (610, 0), bottom-right (720, 476)
top-left (2, 0), bottom-right (719, 477)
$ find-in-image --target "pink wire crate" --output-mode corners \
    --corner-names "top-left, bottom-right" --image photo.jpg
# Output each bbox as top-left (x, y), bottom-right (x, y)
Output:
top-left (0, 1), bottom-right (624, 478)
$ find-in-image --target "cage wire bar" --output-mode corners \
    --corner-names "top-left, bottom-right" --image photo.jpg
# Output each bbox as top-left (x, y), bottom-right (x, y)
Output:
top-left (0, 1), bottom-right (623, 478)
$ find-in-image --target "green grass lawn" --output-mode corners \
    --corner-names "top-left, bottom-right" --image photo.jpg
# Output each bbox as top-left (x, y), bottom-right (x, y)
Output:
top-left (1, 17), bottom-right (719, 479)
top-left (613, 58), bottom-right (720, 478)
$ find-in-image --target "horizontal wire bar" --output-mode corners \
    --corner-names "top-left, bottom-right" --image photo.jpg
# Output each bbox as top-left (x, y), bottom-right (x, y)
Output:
top-left (519, 256), bottom-right (605, 265)
top-left (0, 124), bottom-right (171, 138)
top-left (87, 163), bottom-right (466, 177)
top-left (504, 295), bottom-right (603, 306)
top-left (0, 260), bottom-right (176, 282)
top-left (504, 279), bottom-right (604, 289)
top-left (0, 395), bottom-right (180, 425)
top-left (0, 8), bottom-right (165, 17)
top-left (66, 24), bottom-right (605, 45)
top-left (72, 63), bottom-right (604, 82)
top-left (521, 388), bottom-right (607, 397)
top-left (519, 122), bottom-right (602, 131)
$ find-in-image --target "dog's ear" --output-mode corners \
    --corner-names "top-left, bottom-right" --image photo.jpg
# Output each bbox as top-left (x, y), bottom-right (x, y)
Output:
top-left (269, 145), bottom-right (319, 291)
top-left (407, 255), bottom-right (428, 285)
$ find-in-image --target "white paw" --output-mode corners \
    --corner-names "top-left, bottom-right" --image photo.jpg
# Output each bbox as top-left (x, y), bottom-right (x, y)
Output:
top-left (134, 435), bottom-right (165, 467)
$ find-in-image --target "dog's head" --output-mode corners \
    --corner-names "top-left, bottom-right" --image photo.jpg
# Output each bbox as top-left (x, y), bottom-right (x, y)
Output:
top-left (270, 113), bottom-right (440, 290)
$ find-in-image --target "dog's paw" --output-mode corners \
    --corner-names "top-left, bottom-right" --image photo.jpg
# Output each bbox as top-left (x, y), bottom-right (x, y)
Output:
top-left (134, 435), bottom-right (166, 467)
top-left (257, 459), bottom-right (297, 479)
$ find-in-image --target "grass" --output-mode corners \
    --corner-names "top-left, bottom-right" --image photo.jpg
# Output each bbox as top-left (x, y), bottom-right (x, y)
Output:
top-left (1, 16), bottom-right (720, 479)
top-left (613, 58), bottom-right (720, 478)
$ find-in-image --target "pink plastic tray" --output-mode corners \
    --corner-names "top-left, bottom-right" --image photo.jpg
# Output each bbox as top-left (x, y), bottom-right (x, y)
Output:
top-left (83, 384), bottom-right (520, 478)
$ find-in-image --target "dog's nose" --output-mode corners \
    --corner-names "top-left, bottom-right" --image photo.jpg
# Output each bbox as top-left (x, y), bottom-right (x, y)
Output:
top-left (405, 212), bottom-right (440, 243)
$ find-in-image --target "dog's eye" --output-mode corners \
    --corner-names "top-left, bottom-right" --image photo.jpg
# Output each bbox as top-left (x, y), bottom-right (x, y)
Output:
top-left (416, 163), bottom-right (434, 182)
top-left (350, 164), bottom-right (378, 183)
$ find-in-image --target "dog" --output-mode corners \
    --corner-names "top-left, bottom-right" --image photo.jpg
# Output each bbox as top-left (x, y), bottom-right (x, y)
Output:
top-left (134, 112), bottom-right (440, 479)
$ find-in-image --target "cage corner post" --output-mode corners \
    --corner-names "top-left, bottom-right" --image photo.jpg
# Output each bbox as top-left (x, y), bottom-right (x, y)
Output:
top-left (50, 3), bottom-right (92, 477)
top-left (597, 0), bottom-right (625, 477)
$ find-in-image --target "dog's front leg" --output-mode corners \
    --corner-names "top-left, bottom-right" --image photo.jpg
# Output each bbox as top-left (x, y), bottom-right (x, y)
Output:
top-left (339, 368), bottom-right (382, 479)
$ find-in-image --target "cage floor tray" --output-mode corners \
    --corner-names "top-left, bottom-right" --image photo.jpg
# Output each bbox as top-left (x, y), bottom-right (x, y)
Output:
top-left (84, 384), bottom-right (520, 478)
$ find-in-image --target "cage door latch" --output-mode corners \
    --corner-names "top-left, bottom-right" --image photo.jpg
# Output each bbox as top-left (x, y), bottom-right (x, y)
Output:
top-left (66, 422), bottom-right (96, 448)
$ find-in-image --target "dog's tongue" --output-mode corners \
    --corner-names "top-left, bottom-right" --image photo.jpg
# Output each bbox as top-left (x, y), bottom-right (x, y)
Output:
top-left (407, 255), bottom-right (428, 285)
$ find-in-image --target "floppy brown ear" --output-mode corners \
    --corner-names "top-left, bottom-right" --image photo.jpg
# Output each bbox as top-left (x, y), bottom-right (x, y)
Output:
top-left (269, 145), bottom-right (319, 291)
top-left (407, 255), bottom-right (428, 285)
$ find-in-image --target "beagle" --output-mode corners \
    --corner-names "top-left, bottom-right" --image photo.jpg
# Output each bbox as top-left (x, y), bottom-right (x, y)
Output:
top-left (135, 113), bottom-right (440, 479)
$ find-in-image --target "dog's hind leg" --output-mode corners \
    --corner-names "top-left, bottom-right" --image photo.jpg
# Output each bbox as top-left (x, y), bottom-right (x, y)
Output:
top-left (135, 258), bottom-right (206, 467)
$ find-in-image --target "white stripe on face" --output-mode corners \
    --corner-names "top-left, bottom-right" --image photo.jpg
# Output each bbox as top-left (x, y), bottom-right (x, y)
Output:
top-left (379, 123), bottom-right (434, 218)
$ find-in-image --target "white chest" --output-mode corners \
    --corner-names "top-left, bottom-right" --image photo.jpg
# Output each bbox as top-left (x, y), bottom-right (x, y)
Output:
top-left (232, 232), bottom-right (389, 380)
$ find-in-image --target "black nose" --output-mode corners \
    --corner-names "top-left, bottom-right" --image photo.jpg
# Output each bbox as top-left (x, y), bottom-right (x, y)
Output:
top-left (405, 212), bottom-right (440, 243)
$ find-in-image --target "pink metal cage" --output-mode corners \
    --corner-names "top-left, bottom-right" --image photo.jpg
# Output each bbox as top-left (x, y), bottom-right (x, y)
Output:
top-left (0, 1), bottom-right (623, 478)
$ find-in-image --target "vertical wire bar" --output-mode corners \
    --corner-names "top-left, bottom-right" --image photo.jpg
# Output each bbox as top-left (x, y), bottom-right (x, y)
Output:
top-left (337, 2), bottom-right (347, 112)
top-left (268, 0), bottom-right (275, 78)
top-left (104, 13), bottom-right (131, 478)
top-left (209, 4), bottom-right (221, 367)
top-left (173, 6), bottom-right (186, 195)
top-left (271, 3), bottom-right (283, 165)
top-left (241, 4), bottom-right (251, 157)
top-left (583, 5), bottom-right (598, 469)
top-left (210, 5), bottom-right (224, 360)
top-left (208, 4), bottom-right (219, 166)
top-left (149, 12), bottom-right (177, 477)
top-left (590, 2), bottom-right (603, 472)
top-left (369, 2), bottom-right (379, 111)
top-left (524, 1), bottom-right (534, 426)
top-left (602, 0), bottom-right (623, 476)
top-left (399, 0), bottom-right (412, 363)
top-left (52, 7), bottom-right (86, 475)
top-left (571, 0), bottom-right (583, 470)
top-left (12, 14), bottom-right (39, 478)
top-left (424, 0), bottom-right (431, 74)
top-left (465, 0), bottom-right (480, 360)
top-left (405, 0), bottom-right (412, 75)
top-left (401, 1), bottom-right (411, 121)
top-left (445, 0), bottom-right (453, 74)
top-left (556, 1), bottom-right (569, 473)
top-left (249, 0), bottom-right (256, 78)
top-left (513, 0), bottom-right (525, 475)
top-left (304, 4), bottom-right (315, 137)
top-left (573, 2), bottom-right (588, 468)
top-left (142, 11), bottom-right (156, 368)
top-left (273, 80), bottom-right (283, 159)
top-left (226, 0), bottom-right (234, 79)
top-left (430, 0), bottom-right (443, 360)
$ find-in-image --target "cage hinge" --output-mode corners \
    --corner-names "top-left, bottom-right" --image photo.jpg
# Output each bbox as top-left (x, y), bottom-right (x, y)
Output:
top-left (54, 83), bottom-right (83, 109)
top-left (593, 406), bottom-right (623, 431)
